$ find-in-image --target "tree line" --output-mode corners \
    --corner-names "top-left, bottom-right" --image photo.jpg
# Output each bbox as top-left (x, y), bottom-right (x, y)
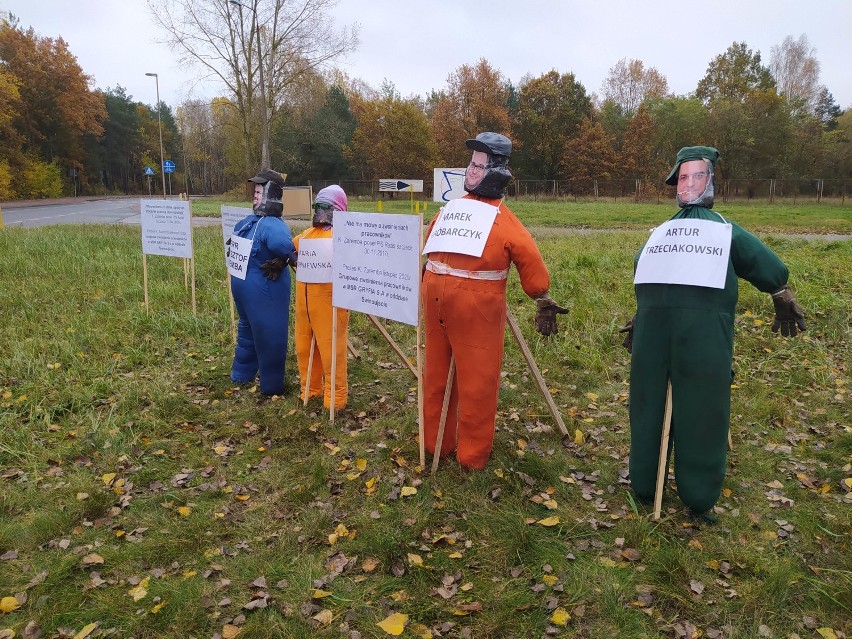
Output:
top-left (1, 8), bottom-right (850, 201)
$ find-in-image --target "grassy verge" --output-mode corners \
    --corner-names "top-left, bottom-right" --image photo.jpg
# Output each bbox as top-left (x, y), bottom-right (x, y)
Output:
top-left (0, 225), bottom-right (849, 638)
top-left (192, 197), bottom-right (852, 235)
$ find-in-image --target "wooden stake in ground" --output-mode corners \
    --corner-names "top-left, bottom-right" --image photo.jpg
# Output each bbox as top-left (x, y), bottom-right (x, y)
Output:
top-left (303, 334), bottom-right (316, 406)
top-left (431, 356), bottom-right (455, 476)
top-left (504, 307), bottom-right (568, 436)
top-left (330, 307), bottom-right (338, 425)
top-left (653, 380), bottom-right (674, 520)
top-left (367, 314), bottom-right (418, 378)
top-left (142, 254), bottom-right (150, 314)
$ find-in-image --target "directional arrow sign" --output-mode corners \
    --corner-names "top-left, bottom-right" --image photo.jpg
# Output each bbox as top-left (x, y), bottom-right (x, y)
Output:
top-left (379, 179), bottom-right (423, 193)
top-left (163, 160), bottom-right (175, 174)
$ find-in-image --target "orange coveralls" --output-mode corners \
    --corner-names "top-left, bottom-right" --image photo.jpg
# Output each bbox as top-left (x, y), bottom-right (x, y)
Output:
top-left (294, 225), bottom-right (350, 409)
top-left (422, 194), bottom-right (550, 469)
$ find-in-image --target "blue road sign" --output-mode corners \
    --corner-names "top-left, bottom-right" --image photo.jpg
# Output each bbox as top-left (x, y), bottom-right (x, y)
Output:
top-left (144, 166), bottom-right (155, 176)
top-left (163, 160), bottom-right (175, 174)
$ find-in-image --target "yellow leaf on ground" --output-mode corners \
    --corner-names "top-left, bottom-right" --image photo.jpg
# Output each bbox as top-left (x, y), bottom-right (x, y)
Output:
top-left (151, 600), bottom-right (167, 613)
top-left (551, 607), bottom-right (571, 626)
top-left (722, 488), bottom-right (732, 497)
top-left (844, 478), bottom-right (852, 490)
top-left (817, 629), bottom-right (838, 639)
top-left (585, 392), bottom-right (598, 401)
top-left (101, 473), bottom-right (116, 485)
top-left (73, 623), bottom-right (99, 639)
top-left (0, 628), bottom-right (15, 638)
top-left (400, 486), bottom-right (417, 497)
top-left (81, 554), bottom-right (104, 566)
top-left (177, 506), bottom-right (191, 517)
top-left (356, 458), bottom-right (367, 470)
top-left (537, 516), bottom-right (560, 527)
top-left (221, 624), bottom-right (241, 639)
top-left (362, 557), bottom-right (380, 572)
top-left (312, 589), bottom-right (332, 599)
top-left (128, 577), bottom-right (150, 601)
top-left (0, 597), bottom-right (20, 613)
top-left (235, 494), bottom-right (250, 501)
top-left (409, 623), bottom-right (433, 638)
top-left (377, 612), bottom-right (409, 636)
top-left (407, 553), bottom-right (424, 566)
top-left (574, 429), bottom-right (585, 445)
top-left (541, 575), bottom-right (558, 586)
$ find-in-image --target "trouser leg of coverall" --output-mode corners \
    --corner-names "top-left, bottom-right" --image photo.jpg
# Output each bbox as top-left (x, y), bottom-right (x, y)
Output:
top-left (231, 299), bottom-right (259, 384)
top-left (451, 312), bottom-right (505, 469)
top-left (296, 294), bottom-right (323, 401)
top-left (670, 309), bottom-right (733, 513)
top-left (315, 307), bottom-right (349, 409)
top-left (629, 308), bottom-right (733, 512)
top-left (424, 305), bottom-right (458, 458)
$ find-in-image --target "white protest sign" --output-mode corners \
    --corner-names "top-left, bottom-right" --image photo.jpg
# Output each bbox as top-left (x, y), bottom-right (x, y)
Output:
top-left (140, 199), bottom-right (193, 258)
top-left (296, 238), bottom-right (333, 283)
top-left (433, 168), bottom-right (466, 202)
top-left (333, 211), bottom-right (421, 326)
top-left (422, 198), bottom-right (497, 257)
top-left (634, 219), bottom-right (732, 289)
top-left (221, 205), bottom-right (251, 247)
top-left (226, 234), bottom-right (252, 280)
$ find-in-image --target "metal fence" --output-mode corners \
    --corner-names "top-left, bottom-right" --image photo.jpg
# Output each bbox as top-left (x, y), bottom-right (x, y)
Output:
top-left (297, 178), bottom-right (852, 204)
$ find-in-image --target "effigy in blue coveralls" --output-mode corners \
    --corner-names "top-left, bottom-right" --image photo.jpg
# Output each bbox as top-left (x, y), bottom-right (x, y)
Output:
top-left (229, 168), bottom-right (297, 396)
top-left (621, 146), bottom-right (806, 523)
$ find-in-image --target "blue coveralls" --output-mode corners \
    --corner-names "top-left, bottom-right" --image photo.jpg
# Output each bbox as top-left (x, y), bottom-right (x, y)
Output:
top-left (229, 214), bottom-right (294, 395)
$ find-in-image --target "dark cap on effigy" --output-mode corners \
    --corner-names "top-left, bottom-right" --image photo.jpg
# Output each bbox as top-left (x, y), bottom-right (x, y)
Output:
top-left (465, 132), bottom-right (512, 159)
top-left (247, 168), bottom-right (287, 186)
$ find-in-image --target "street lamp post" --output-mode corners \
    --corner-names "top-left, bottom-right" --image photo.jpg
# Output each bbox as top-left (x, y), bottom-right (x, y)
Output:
top-left (145, 72), bottom-right (168, 197)
top-left (230, 0), bottom-right (270, 169)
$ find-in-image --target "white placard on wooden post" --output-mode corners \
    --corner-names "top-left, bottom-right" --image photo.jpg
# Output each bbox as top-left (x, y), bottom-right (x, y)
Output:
top-left (140, 199), bottom-right (195, 314)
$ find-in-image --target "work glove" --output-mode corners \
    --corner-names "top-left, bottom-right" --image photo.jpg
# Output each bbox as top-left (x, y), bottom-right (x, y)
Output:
top-left (619, 315), bottom-right (635, 354)
top-left (260, 257), bottom-right (286, 281)
top-left (534, 294), bottom-right (569, 336)
top-left (770, 286), bottom-right (806, 337)
top-left (286, 251), bottom-right (298, 269)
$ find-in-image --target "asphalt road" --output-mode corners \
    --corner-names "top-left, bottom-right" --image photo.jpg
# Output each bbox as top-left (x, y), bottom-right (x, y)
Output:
top-left (0, 198), bottom-right (151, 228)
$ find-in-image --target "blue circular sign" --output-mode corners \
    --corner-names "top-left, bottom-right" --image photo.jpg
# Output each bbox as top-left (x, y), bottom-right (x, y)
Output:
top-left (163, 160), bottom-right (175, 174)
top-left (144, 166), bottom-right (155, 176)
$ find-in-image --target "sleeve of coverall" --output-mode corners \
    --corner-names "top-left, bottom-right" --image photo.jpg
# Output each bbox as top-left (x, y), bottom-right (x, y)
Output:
top-left (504, 207), bottom-right (550, 297)
top-left (264, 220), bottom-right (296, 260)
top-left (730, 223), bottom-right (789, 293)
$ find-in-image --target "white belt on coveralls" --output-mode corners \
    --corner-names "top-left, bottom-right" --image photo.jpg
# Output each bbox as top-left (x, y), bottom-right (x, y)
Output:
top-left (425, 259), bottom-right (509, 281)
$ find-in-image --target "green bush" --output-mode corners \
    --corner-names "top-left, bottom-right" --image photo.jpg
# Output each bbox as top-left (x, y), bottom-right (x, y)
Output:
top-left (19, 156), bottom-right (63, 199)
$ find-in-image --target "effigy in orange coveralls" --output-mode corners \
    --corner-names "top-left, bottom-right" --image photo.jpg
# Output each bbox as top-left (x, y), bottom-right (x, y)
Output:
top-left (293, 185), bottom-right (350, 409)
top-left (422, 133), bottom-right (569, 469)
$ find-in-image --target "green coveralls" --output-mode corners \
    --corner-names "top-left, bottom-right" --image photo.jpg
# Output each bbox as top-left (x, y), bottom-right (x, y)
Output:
top-left (629, 205), bottom-right (789, 513)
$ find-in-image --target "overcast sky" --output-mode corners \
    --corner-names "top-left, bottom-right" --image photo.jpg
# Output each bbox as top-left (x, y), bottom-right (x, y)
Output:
top-left (4, 0), bottom-right (851, 111)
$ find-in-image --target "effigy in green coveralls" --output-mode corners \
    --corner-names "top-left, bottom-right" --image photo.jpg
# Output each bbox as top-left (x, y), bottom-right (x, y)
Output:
top-left (624, 146), bottom-right (805, 522)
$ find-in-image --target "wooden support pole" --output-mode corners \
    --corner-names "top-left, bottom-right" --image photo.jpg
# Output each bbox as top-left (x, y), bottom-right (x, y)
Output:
top-left (653, 380), bottom-right (674, 520)
top-left (303, 334), bottom-right (316, 406)
top-left (367, 314), bottom-right (418, 378)
top-left (504, 307), bottom-right (568, 436)
top-left (330, 308), bottom-right (338, 425)
top-left (431, 357), bottom-right (455, 475)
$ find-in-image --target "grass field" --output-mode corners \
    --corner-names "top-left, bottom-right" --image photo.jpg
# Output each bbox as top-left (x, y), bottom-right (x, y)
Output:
top-left (0, 217), bottom-right (850, 638)
top-left (191, 196), bottom-right (852, 235)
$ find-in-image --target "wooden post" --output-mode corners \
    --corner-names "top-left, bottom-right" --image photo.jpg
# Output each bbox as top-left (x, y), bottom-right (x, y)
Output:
top-left (431, 357), bottom-right (455, 475)
top-left (142, 254), bottom-right (150, 314)
top-left (504, 307), bottom-right (568, 436)
top-left (330, 308), bottom-right (338, 425)
top-left (367, 314), bottom-right (417, 377)
top-left (303, 334), bottom-right (316, 406)
top-left (653, 380), bottom-right (674, 520)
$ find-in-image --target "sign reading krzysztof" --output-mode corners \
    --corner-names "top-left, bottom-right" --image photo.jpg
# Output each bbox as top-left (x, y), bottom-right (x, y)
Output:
top-left (333, 211), bottom-right (421, 326)
top-left (141, 199), bottom-right (193, 258)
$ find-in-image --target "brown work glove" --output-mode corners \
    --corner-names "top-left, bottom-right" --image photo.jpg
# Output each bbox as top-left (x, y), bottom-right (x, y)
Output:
top-left (534, 294), bottom-right (569, 336)
top-left (286, 251), bottom-right (298, 269)
top-left (261, 257), bottom-right (286, 281)
top-left (771, 286), bottom-right (806, 337)
top-left (619, 315), bottom-right (635, 354)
